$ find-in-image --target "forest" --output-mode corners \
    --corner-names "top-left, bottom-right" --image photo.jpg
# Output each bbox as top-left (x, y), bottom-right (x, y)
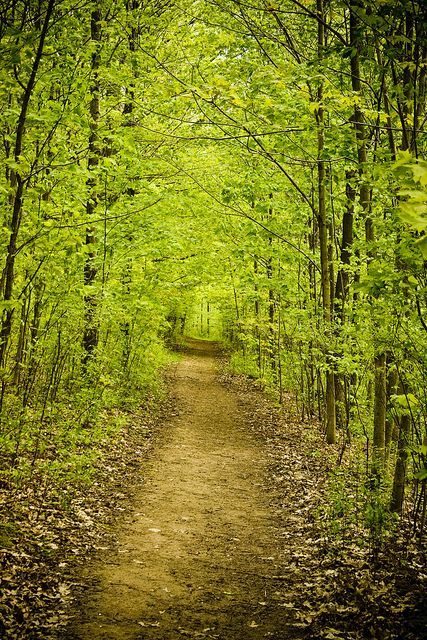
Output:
top-left (0, 0), bottom-right (427, 638)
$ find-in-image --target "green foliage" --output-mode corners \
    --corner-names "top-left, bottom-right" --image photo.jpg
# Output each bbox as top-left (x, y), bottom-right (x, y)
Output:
top-left (0, 0), bottom-right (426, 556)
top-left (415, 467), bottom-right (427, 481)
top-left (396, 155), bottom-right (427, 258)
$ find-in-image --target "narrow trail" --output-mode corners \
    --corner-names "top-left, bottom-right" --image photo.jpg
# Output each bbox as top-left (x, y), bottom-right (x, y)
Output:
top-left (66, 339), bottom-right (304, 640)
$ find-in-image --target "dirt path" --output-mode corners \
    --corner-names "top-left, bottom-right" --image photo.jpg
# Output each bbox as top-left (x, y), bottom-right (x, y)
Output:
top-left (65, 339), bottom-right (303, 640)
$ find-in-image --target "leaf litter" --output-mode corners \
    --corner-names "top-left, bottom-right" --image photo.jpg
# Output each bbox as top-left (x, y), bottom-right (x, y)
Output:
top-left (0, 342), bottom-right (426, 639)
top-left (223, 369), bottom-right (427, 640)
top-left (0, 400), bottom-right (169, 639)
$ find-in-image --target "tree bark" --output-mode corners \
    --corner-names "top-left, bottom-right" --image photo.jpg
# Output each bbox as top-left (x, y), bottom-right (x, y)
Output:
top-left (254, 258), bottom-right (262, 373)
top-left (267, 196), bottom-right (275, 373)
top-left (334, 171), bottom-right (355, 433)
top-left (83, 6), bottom-right (102, 363)
top-left (372, 351), bottom-right (387, 475)
top-left (334, 172), bottom-right (355, 321)
top-left (390, 378), bottom-right (412, 514)
top-left (0, 0), bottom-right (55, 369)
top-left (317, 0), bottom-right (335, 444)
top-left (349, 1), bottom-right (372, 246)
top-left (385, 356), bottom-right (398, 460)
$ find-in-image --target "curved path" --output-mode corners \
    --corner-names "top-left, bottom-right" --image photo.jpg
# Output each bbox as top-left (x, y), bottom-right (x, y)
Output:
top-left (66, 339), bottom-right (300, 640)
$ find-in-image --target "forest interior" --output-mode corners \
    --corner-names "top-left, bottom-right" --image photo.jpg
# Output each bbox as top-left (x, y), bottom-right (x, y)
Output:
top-left (0, 0), bottom-right (427, 638)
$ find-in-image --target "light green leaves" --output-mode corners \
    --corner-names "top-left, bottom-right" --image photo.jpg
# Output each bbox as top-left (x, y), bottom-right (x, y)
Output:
top-left (395, 156), bottom-right (427, 257)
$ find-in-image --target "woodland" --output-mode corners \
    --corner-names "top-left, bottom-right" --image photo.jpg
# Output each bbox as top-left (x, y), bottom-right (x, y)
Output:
top-left (0, 0), bottom-right (427, 638)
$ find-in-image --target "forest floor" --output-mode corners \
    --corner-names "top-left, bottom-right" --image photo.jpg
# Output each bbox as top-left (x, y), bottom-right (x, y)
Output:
top-left (2, 339), bottom-right (426, 639)
top-left (63, 338), bottom-right (309, 640)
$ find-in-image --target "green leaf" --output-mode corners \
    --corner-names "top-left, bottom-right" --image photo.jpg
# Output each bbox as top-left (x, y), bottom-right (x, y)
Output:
top-left (416, 235), bottom-right (427, 259)
top-left (414, 467), bottom-right (427, 481)
top-left (399, 204), bottom-right (427, 231)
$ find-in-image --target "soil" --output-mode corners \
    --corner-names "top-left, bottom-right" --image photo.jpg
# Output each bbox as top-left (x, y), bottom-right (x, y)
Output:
top-left (63, 339), bottom-right (309, 640)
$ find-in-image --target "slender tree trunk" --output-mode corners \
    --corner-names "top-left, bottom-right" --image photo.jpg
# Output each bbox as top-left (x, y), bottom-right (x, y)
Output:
top-left (0, 0), bottom-right (55, 370)
top-left (390, 376), bottom-right (413, 514)
top-left (277, 298), bottom-right (283, 403)
top-left (254, 259), bottom-right (262, 373)
top-left (307, 197), bottom-right (318, 418)
top-left (349, 1), bottom-right (372, 245)
top-left (334, 173), bottom-right (355, 320)
top-left (121, 257), bottom-right (132, 372)
top-left (266, 256), bottom-right (275, 371)
top-left (207, 301), bottom-right (210, 337)
top-left (390, 409), bottom-right (410, 514)
top-left (350, 2), bottom-right (389, 480)
top-left (119, 1), bottom-right (142, 372)
top-left (372, 351), bottom-right (387, 475)
top-left (385, 355), bottom-right (398, 460)
top-left (317, 0), bottom-right (335, 443)
top-left (334, 171), bottom-right (355, 433)
top-left (23, 281), bottom-right (44, 407)
top-left (13, 288), bottom-right (30, 386)
top-left (83, 6), bottom-right (102, 363)
top-left (267, 194), bottom-right (276, 372)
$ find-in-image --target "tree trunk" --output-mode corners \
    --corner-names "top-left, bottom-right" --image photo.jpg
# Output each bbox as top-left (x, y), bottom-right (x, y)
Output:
top-left (349, 2), bottom-right (372, 245)
top-left (390, 377), bottom-right (412, 514)
top-left (83, 6), bottom-right (102, 363)
top-left (317, 0), bottom-right (335, 444)
top-left (0, 0), bottom-right (55, 370)
top-left (390, 413), bottom-right (410, 514)
top-left (372, 352), bottom-right (387, 475)
top-left (334, 172), bottom-right (355, 320)
top-left (267, 194), bottom-right (276, 372)
top-left (385, 355), bottom-right (398, 460)
top-left (254, 259), bottom-right (261, 373)
top-left (266, 256), bottom-right (275, 371)
top-left (334, 171), bottom-right (355, 432)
